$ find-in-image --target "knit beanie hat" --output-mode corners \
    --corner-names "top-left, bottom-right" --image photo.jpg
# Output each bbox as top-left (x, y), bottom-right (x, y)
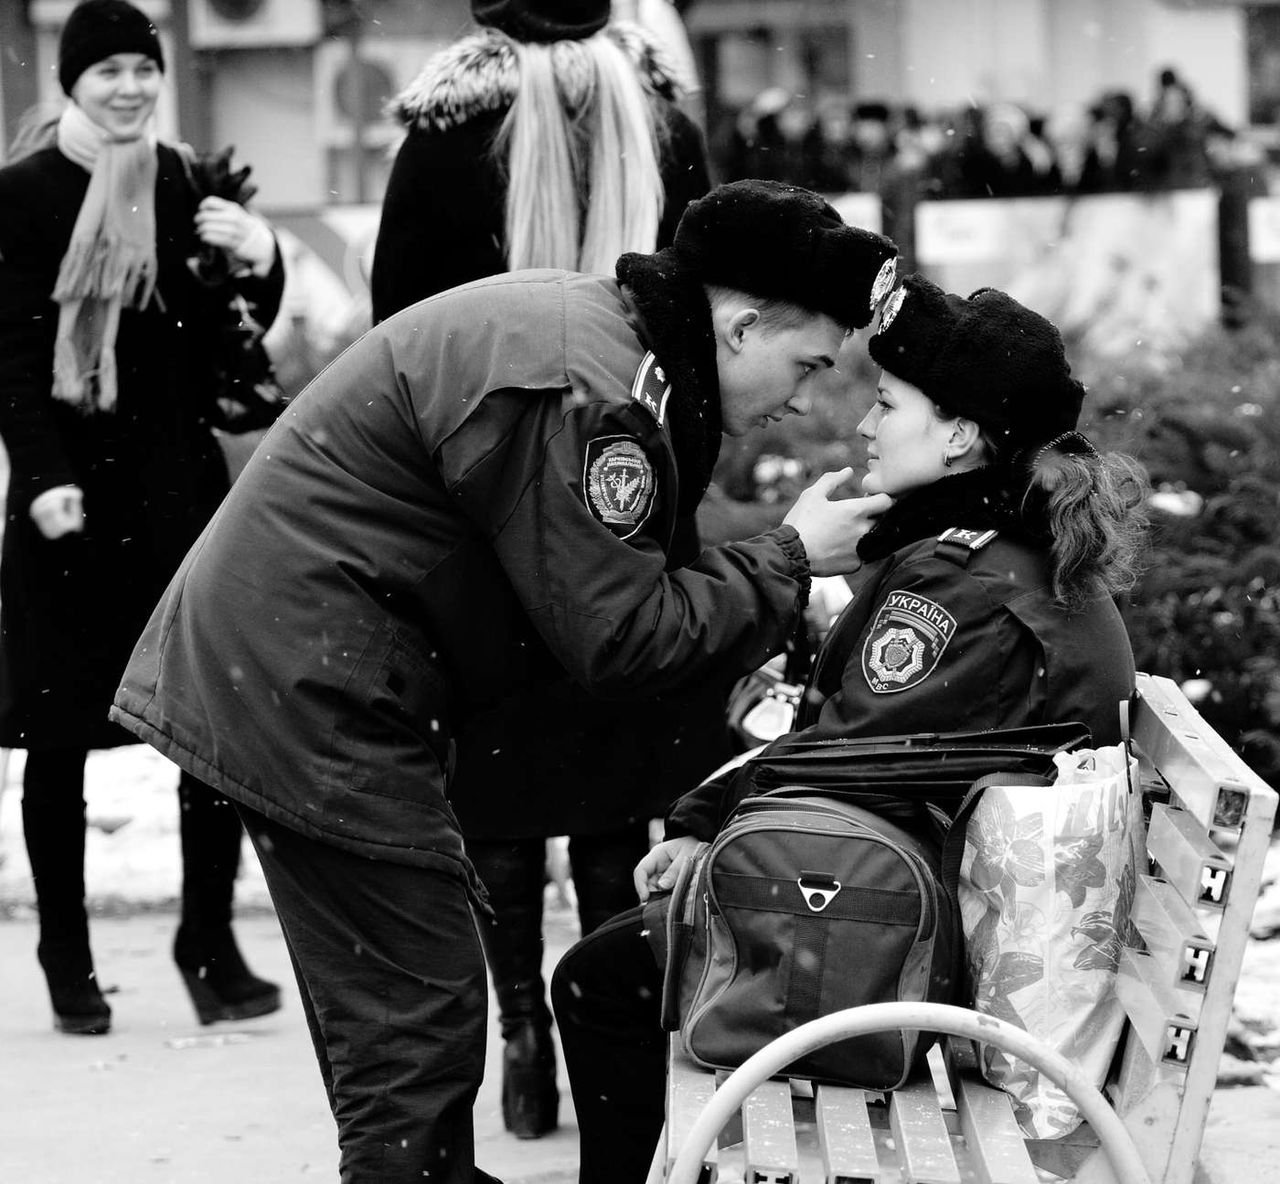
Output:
top-left (59, 0), bottom-right (165, 95)
top-left (868, 273), bottom-right (1085, 449)
top-left (472, 0), bottom-right (610, 42)
top-left (623, 180), bottom-right (899, 331)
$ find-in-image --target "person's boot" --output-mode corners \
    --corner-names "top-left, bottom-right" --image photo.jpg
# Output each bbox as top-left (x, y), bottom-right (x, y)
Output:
top-left (22, 750), bottom-right (111, 1035)
top-left (36, 933), bottom-right (112, 1035)
top-left (173, 922), bottom-right (280, 1024)
top-left (175, 774), bottom-right (280, 1024)
top-left (471, 837), bottom-right (560, 1138)
top-left (501, 1018), bottom-right (559, 1139)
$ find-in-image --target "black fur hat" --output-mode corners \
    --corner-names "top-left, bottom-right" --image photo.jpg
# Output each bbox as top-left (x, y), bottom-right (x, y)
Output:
top-left (629, 180), bottom-right (898, 331)
top-left (472, 0), bottom-right (609, 42)
top-left (59, 0), bottom-right (164, 95)
top-left (868, 273), bottom-right (1085, 448)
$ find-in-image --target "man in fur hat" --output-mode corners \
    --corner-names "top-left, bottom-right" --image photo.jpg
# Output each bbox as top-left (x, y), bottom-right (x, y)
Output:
top-left (111, 178), bottom-right (898, 1183)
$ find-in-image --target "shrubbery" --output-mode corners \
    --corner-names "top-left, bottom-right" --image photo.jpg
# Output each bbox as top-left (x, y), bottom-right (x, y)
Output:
top-left (1082, 318), bottom-right (1280, 786)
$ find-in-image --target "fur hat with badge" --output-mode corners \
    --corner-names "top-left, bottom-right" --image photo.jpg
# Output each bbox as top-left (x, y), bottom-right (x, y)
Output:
top-left (58, 0), bottom-right (165, 95)
top-left (869, 273), bottom-right (1088, 454)
top-left (620, 180), bottom-right (899, 332)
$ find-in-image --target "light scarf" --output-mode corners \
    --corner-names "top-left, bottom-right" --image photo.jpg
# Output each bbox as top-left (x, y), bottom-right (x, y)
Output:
top-left (52, 102), bottom-right (158, 413)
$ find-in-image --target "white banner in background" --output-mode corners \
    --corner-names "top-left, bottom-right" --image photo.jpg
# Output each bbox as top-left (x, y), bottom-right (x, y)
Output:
top-left (915, 192), bottom-right (1220, 357)
top-left (825, 192), bottom-right (883, 235)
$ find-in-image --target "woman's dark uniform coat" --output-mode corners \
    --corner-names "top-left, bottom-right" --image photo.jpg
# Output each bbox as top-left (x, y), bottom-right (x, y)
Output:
top-left (370, 22), bottom-right (722, 838)
top-left (0, 142), bottom-right (284, 750)
top-left (666, 467), bottom-right (1137, 839)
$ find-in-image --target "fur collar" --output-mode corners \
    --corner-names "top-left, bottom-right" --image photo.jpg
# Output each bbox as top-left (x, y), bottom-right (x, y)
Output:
top-left (857, 466), bottom-right (1049, 562)
top-left (391, 23), bottom-right (683, 132)
top-left (616, 251), bottom-right (722, 514)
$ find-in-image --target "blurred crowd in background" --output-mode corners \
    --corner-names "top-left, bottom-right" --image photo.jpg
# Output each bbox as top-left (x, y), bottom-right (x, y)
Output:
top-left (708, 65), bottom-right (1257, 257)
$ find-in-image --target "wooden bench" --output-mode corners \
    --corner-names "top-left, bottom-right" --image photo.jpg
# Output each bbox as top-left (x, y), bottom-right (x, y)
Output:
top-left (648, 673), bottom-right (1277, 1184)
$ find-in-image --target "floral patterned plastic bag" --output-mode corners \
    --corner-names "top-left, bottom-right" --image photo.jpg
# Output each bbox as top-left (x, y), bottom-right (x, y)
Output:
top-left (957, 744), bottom-right (1145, 1138)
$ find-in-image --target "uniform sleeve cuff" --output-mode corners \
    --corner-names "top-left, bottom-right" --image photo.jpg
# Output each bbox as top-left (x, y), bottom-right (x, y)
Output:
top-left (772, 524), bottom-right (812, 609)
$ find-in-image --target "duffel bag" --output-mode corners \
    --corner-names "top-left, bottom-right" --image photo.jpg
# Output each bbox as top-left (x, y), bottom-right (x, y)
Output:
top-left (660, 792), bottom-right (959, 1090)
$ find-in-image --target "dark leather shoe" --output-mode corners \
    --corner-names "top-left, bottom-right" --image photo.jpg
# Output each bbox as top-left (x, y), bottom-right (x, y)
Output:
top-left (502, 1021), bottom-right (559, 1139)
top-left (174, 924), bottom-right (281, 1025)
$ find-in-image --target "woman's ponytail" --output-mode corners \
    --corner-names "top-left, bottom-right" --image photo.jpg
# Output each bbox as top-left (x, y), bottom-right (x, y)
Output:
top-left (1026, 440), bottom-right (1150, 610)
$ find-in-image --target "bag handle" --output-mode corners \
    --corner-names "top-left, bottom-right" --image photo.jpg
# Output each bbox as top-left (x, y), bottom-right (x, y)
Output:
top-left (938, 770), bottom-right (1051, 1004)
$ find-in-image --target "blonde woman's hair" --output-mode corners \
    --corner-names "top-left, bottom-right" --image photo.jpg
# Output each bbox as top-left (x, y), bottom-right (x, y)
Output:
top-left (495, 31), bottom-right (664, 274)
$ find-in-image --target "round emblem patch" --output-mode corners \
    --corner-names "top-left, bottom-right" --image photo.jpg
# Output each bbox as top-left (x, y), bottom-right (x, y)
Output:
top-left (861, 590), bottom-right (956, 694)
top-left (879, 285), bottom-right (906, 330)
top-left (869, 257), bottom-right (898, 312)
top-left (583, 436), bottom-right (656, 539)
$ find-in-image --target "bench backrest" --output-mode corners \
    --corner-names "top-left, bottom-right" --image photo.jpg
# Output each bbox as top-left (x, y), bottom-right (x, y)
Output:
top-left (1047, 672), bottom-right (1277, 1184)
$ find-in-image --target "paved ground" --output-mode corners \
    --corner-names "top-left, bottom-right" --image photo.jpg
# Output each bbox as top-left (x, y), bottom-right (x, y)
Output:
top-left (0, 747), bottom-right (581, 1183)
top-left (3, 746), bottom-right (1280, 1182)
top-left (0, 912), bottom-right (581, 1184)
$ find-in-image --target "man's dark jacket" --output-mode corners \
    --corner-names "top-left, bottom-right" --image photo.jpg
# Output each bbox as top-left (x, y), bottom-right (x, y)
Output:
top-left (111, 270), bottom-right (810, 884)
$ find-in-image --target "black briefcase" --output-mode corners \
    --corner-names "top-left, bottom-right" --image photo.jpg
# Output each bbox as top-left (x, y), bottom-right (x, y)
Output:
top-left (739, 721), bottom-right (1092, 814)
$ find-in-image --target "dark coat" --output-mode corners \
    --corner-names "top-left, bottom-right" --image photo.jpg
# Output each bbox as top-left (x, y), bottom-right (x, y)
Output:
top-left (370, 24), bottom-right (721, 837)
top-left (111, 270), bottom-right (810, 884)
top-left (667, 467), bottom-right (1137, 840)
top-left (371, 23), bottom-right (710, 326)
top-left (0, 142), bottom-right (284, 750)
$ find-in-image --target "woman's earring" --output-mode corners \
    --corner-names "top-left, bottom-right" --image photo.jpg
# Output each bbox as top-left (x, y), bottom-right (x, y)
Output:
top-left (943, 450), bottom-right (952, 469)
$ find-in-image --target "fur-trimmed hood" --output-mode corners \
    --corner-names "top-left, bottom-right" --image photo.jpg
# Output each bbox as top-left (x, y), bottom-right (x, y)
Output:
top-left (390, 22), bottom-right (684, 132)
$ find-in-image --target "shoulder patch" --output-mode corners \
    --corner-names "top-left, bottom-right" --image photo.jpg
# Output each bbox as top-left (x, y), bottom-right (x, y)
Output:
top-left (630, 351), bottom-right (671, 426)
top-left (937, 527), bottom-right (998, 551)
top-left (861, 590), bottom-right (957, 694)
top-left (583, 435), bottom-right (656, 539)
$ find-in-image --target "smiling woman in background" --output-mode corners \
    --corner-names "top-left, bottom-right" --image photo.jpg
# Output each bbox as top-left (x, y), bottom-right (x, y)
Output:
top-left (0, 0), bottom-right (285, 1036)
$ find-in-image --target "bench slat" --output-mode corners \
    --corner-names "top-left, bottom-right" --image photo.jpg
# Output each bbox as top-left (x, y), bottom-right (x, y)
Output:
top-left (814, 1084), bottom-right (882, 1183)
top-left (1115, 946), bottom-right (1199, 1070)
top-left (943, 1039), bottom-right (1039, 1184)
top-left (1130, 873), bottom-right (1215, 993)
top-left (666, 1049), bottom-right (719, 1182)
top-left (888, 1078), bottom-right (961, 1184)
top-left (1131, 677), bottom-right (1250, 831)
top-left (742, 1078), bottom-right (800, 1184)
top-left (1146, 803), bottom-right (1232, 911)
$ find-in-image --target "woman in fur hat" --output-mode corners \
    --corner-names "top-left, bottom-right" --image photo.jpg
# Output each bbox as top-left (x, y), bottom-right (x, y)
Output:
top-left (370, 0), bottom-right (713, 1142)
top-left (0, 0), bottom-right (285, 1036)
top-left (553, 275), bottom-right (1150, 1182)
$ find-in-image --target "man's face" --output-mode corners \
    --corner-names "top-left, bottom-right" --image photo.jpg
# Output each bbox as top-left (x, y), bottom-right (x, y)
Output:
top-left (716, 310), bottom-right (846, 437)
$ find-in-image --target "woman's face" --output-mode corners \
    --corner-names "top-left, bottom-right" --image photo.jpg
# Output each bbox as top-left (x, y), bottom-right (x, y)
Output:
top-left (72, 53), bottom-right (162, 140)
top-left (857, 370), bottom-right (959, 496)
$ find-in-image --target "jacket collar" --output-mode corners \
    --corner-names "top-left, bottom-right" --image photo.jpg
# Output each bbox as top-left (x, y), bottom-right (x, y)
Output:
top-left (391, 23), bottom-right (682, 132)
top-left (857, 465), bottom-right (1048, 562)
top-left (616, 252), bottom-right (722, 514)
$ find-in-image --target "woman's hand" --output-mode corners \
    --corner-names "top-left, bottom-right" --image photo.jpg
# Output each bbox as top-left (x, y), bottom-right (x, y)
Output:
top-left (194, 196), bottom-right (276, 275)
top-left (29, 485), bottom-right (85, 540)
top-left (633, 836), bottom-right (704, 904)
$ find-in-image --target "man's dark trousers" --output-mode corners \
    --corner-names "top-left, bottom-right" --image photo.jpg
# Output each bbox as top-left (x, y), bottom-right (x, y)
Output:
top-left (237, 804), bottom-right (501, 1184)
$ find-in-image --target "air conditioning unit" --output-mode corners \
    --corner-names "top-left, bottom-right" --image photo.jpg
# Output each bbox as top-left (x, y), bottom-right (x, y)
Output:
top-left (314, 38), bottom-right (443, 149)
top-left (189, 0), bottom-right (322, 50)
